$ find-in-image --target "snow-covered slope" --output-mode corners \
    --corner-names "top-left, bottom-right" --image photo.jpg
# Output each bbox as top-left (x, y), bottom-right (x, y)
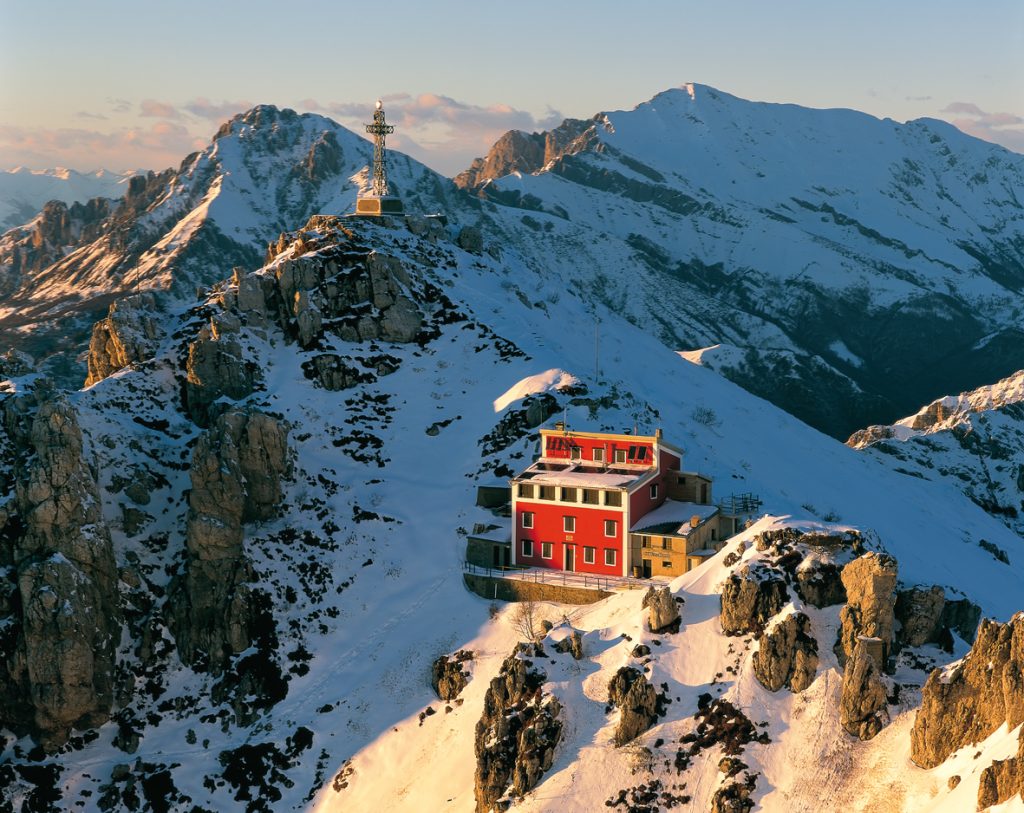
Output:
top-left (464, 83), bottom-right (1024, 437)
top-left (2, 212), bottom-right (1023, 811)
top-left (0, 106), bottom-right (469, 382)
top-left (0, 166), bottom-right (134, 230)
top-left (849, 369), bottom-right (1024, 540)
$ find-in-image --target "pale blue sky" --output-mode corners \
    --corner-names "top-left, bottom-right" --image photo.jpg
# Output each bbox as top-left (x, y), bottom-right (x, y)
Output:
top-left (1, 0), bottom-right (1021, 174)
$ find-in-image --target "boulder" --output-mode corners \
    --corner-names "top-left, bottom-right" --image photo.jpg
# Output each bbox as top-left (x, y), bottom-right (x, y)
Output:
top-left (431, 651), bottom-right (473, 701)
top-left (607, 667), bottom-right (659, 746)
top-left (836, 552), bottom-right (897, 668)
top-left (911, 615), bottom-right (1024, 769)
top-left (720, 564), bottom-right (789, 635)
top-left (643, 586), bottom-right (681, 633)
top-left (839, 636), bottom-right (888, 740)
top-left (752, 612), bottom-right (818, 693)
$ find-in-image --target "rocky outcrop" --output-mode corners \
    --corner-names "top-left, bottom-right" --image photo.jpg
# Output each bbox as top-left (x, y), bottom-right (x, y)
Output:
top-left (457, 225), bottom-right (484, 254)
top-left (0, 349), bottom-right (34, 379)
top-left (895, 585), bottom-right (945, 647)
top-left (1, 398), bottom-right (119, 747)
top-left (454, 118), bottom-right (590, 190)
top-left (911, 615), bottom-right (1024, 769)
top-left (794, 559), bottom-right (846, 608)
top-left (752, 612), bottom-right (818, 693)
top-left (431, 650), bottom-right (473, 701)
top-left (607, 666), bottom-right (660, 746)
top-left (839, 636), bottom-right (888, 740)
top-left (836, 553), bottom-right (897, 668)
top-left (184, 313), bottom-right (257, 426)
top-left (84, 293), bottom-right (161, 386)
top-left (169, 407), bottom-right (289, 672)
top-left (474, 650), bottom-right (562, 813)
top-left (553, 630), bottom-right (583, 660)
top-left (720, 564), bottom-right (789, 636)
top-left (643, 585), bottom-right (681, 633)
top-left (978, 730), bottom-right (1024, 810)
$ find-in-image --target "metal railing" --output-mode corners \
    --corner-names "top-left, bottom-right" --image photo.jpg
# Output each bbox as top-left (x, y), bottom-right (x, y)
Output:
top-left (718, 493), bottom-right (762, 515)
top-left (462, 561), bottom-right (650, 592)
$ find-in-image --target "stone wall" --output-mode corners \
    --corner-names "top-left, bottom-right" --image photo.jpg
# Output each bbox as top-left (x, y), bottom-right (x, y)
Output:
top-left (463, 574), bottom-right (613, 605)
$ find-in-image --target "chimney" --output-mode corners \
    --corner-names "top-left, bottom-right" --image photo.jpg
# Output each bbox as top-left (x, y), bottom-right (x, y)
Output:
top-left (690, 515), bottom-right (701, 528)
top-left (655, 428), bottom-right (663, 439)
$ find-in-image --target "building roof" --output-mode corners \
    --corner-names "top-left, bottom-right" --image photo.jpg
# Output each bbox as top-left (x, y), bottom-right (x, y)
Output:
top-left (631, 500), bottom-right (719, 536)
top-left (514, 461), bottom-right (657, 489)
top-left (538, 427), bottom-right (684, 457)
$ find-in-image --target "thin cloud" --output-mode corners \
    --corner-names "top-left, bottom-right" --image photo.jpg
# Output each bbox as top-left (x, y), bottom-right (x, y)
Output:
top-left (75, 111), bottom-right (108, 121)
top-left (941, 101), bottom-right (1024, 154)
top-left (905, 95), bottom-right (933, 102)
top-left (0, 122), bottom-right (205, 172)
top-left (139, 99), bottom-right (181, 119)
top-left (183, 97), bottom-right (254, 120)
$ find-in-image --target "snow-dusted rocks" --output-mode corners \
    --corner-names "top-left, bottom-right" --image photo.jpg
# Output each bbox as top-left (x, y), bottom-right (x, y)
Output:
top-left (169, 407), bottom-right (290, 672)
top-left (751, 612), bottom-right (818, 694)
top-left (473, 649), bottom-right (562, 812)
top-left (85, 292), bottom-right (161, 386)
top-left (607, 666), bottom-right (661, 746)
top-left (643, 585), bottom-right (682, 633)
top-left (912, 615), bottom-right (1024, 770)
top-left (720, 563), bottom-right (789, 636)
top-left (978, 732), bottom-right (1024, 810)
top-left (431, 650), bottom-right (473, 701)
top-left (184, 319), bottom-right (256, 426)
top-left (5, 397), bottom-right (118, 747)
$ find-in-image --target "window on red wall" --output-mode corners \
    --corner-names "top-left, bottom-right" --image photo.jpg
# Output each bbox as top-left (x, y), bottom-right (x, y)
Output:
top-left (604, 519), bottom-right (617, 537)
top-left (604, 548), bottom-right (616, 566)
top-left (541, 542), bottom-right (553, 559)
top-left (522, 539), bottom-right (533, 557)
top-left (650, 483), bottom-right (659, 500)
top-left (593, 447), bottom-right (604, 463)
top-left (563, 515), bottom-right (576, 532)
top-left (583, 546), bottom-right (595, 564)
top-left (522, 511), bottom-right (534, 528)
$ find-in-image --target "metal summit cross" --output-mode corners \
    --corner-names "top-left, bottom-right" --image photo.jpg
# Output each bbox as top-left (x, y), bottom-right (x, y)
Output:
top-left (355, 99), bottom-right (405, 216)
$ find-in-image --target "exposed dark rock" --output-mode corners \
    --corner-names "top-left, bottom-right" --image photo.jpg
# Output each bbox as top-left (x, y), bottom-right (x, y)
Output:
top-left (840, 636), bottom-right (888, 740)
top-left (432, 650), bottom-right (473, 701)
top-left (0, 349), bottom-right (34, 378)
top-left (0, 398), bottom-right (119, 748)
top-left (553, 631), bottom-right (583, 660)
top-left (752, 612), bottom-right (818, 693)
top-left (912, 615), bottom-right (1024, 769)
top-left (474, 650), bottom-right (562, 812)
top-left (608, 667), bottom-right (660, 746)
top-left (895, 585), bottom-right (945, 647)
top-left (169, 407), bottom-right (289, 674)
top-left (184, 321), bottom-right (256, 426)
top-left (836, 552), bottom-right (897, 668)
top-left (720, 563), bottom-right (789, 636)
top-left (457, 225), bottom-right (484, 254)
top-left (643, 586), bottom-right (681, 633)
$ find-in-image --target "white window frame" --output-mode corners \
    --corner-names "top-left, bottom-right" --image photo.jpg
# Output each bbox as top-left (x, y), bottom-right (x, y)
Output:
top-left (614, 449), bottom-right (627, 463)
top-left (563, 515), bottom-right (576, 533)
top-left (593, 447), bottom-right (604, 463)
top-left (583, 546), bottom-right (595, 564)
top-left (522, 539), bottom-right (533, 557)
top-left (604, 519), bottom-right (617, 538)
top-left (604, 548), bottom-right (616, 566)
top-left (650, 483), bottom-right (659, 500)
top-left (541, 541), bottom-right (553, 560)
top-left (522, 511), bottom-right (534, 529)
top-left (570, 445), bottom-right (582, 461)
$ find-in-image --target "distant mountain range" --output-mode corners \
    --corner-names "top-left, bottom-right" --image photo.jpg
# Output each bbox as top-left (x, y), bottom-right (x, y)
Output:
top-left (2, 85), bottom-right (1023, 438)
top-left (0, 166), bottom-right (135, 230)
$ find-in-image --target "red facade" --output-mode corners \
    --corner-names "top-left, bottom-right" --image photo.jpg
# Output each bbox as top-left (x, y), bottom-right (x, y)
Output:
top-left (510, 429), bottom-right (684, 577)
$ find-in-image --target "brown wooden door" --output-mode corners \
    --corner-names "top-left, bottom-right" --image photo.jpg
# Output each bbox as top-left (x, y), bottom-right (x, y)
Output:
top-left (565, 546), bottom-right (574, 572)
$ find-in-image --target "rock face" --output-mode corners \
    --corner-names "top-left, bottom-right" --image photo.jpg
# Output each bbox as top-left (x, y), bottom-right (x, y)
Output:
top-left (169, 407), bottom-right (290, 672)
top-left (836, 553), bottom-right (897, 668)
top-left (474, 650), bottom-right (562, 813)
top-left (911, 615), bottom-right (1024, 769)
top-left (431, 651), bottom-right (473, 701)
top-left (184, 318), bottom-right (257, 426)
top-left (752, 612), bottom-right (818, 693)
top-left (895, 585), bottom-right (946, 647)
top-left (794, 559), bottom-right (846, 608)
top-left (0, 398), bottom-right (119, 747)
top-left (607, 666), bottom-right (660, 746)
top-left (84, 292), bottom-right (161, 386)
top-left (839, 636), bottom-right (888, 740)
top-left (720, 564), bottom-right (789, 636)
top-left (978, 731), bottom-right (1024, 810)
top-left (643, 585), bottom-right (681, 633)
